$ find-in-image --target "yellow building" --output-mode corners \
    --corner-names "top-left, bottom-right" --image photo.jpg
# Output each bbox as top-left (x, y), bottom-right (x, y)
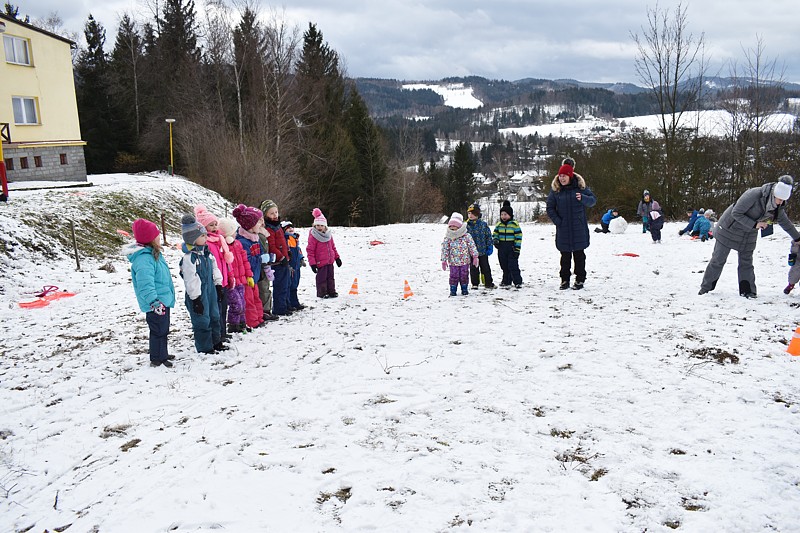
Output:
top-left (1, 13), bottom-right (87, 182)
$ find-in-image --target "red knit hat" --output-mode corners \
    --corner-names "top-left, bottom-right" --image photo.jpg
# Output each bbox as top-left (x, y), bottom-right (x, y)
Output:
top-left (132, 218), bottom-right (160, 245)
top-left (558, 164), bottom-right (574, 177)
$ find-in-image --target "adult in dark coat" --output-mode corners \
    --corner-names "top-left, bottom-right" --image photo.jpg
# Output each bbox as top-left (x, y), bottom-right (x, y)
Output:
top-left (546, 159), bottom-right (597, 290)
top-left (699, 176), bottom-right (799, 297)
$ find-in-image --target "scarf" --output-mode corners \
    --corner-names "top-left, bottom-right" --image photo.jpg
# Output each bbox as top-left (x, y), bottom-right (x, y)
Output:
top-left (238, 226), bottom-right (260, 242)
top-left (446, 224), bottom-right (468, 240)
top-left (311, 227), bottom-right (332, 242)
top-left (206, 230), bottom-right (234, 264)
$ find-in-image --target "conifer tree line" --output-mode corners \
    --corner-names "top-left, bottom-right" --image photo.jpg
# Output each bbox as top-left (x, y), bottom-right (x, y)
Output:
top-left (56, 0), bottom-right (443, 226)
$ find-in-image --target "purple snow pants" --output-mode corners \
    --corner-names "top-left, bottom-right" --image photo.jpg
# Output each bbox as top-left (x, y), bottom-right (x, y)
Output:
top-left (227, 284), bottom-right (246, 326)
top-left (448, 264), bottom-right (469, 286)
top-left (316, 263), bottom-right (336, 297)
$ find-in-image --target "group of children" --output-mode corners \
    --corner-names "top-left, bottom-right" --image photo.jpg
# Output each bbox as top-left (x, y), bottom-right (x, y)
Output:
top-left (127, 204), bottom-right (341, 368)
top-left (440, 200), bottom-right (522, 296)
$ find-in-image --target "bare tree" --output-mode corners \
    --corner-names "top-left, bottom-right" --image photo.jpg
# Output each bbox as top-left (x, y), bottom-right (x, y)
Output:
top-left (632, 1), bottom-right (707, 211)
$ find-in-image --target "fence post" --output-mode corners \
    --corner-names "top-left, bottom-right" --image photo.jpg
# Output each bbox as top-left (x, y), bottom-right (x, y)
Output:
top-left (160, 213), bottom-right (168, 246)
top-left (70, 219), bottom-right (81, 271)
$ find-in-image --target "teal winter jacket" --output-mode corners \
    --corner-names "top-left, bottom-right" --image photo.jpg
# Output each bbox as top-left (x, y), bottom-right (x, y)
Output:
top-left (126, 244), bottom-right (176, 313)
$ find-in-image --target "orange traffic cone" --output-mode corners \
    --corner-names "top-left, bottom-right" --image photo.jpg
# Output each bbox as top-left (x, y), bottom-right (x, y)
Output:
top-left (403, 280), bottom-right (414, 299)
top-left (788, 326), bottom-right (800, 356)
top-left (349, 278), bottom-right (359, 295)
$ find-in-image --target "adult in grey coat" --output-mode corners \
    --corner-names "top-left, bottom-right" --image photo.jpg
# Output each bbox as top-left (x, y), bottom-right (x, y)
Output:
top-left (699, 176), bottom-right (799, 297)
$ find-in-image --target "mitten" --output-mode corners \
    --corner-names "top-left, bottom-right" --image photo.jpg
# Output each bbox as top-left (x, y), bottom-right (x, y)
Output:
top-left (311, 265), bottom-right (318, 273)
top-left (280, 257), bottom-right (289, 266)
top-left (487, 243), bottom-right (493, 256)
top-left (678, 230), bottom-right (685, 236)
top-left (335, 258), bottom-right (342, 267)
top-left (441, 261), bottom-right (448, 271)
top-left (790, 253), bottom-right (797, 266)
top-left (246, 276), bottom-right (255, 288)
top-left (301, 259), bottom-right (307, 267)
top-left (492, 239), bottom-right (499, 247)
top-left (472, 257), bottom-right (479, 267)
top-left (192, 297), bottom-right (204, 315)
top-left (150, 301), bottom-right (166, 315)
top-left (265, 267), bottom-right (275, 281)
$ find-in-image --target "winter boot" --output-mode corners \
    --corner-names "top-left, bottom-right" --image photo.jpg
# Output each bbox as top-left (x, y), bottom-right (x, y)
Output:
top-left (460, 284), bottom-right (469, 295)
top-left (559, 280), bottom-right (570, 290)
top-left (785, 283), bottom-right (795, 295)
top-left (450, 285), bottom-right (458, 297)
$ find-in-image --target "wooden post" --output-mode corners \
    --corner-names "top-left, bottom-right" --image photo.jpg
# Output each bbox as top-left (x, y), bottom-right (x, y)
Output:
top-left (160, 213), bottom-right (168, 245)
top-left (70, 220), bottom-right (81, 271)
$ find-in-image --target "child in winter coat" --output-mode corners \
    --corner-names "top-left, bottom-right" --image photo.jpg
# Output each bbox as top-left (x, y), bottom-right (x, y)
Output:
top-left (691, 209), bottom-right (714, 241)
top-left (195, 205), bottom-right (234, 342)
top-left (306, 207), bottom-right (341, 298)
top-left (442, 212), bottom-right (479, 296)
top-left (637, 190), bottom-right (653, 233)
top-left (649, 200), bottom-right (664, 243)
top-left (218, 218), bottom-right (250, 333)
top-left (233, 204), bottom-right (266, 329)
top-left (595, 208), bottom-right (620, 233)
top-left (282, 220), bottom-right (306, 311)
top-left (261, 199), bottom-right (292, 316)
top-left (466, 203), bottom-right (495, 289)
top-left (127, 218), bottom-right (176, 368)
top-left (179, 214), bottom-right (225, 354)
top-left (785, 240), bottom-right (800, 294)
top-left (493, 201), bottom-right (523, 288)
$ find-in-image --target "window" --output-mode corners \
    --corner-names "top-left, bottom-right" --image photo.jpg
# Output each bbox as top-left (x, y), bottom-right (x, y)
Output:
top-left (20, 157), bottom-right (28, 169)
top-left (34, 156), bottom-right (42, 167)
top-left (3, 35), bottom-right (31, 65)
top-left (59, 153), bottom-right (68, 165)
top-left (4, 158), bottom-right (13, 171)
top-left (12, 96), bottom-right (38, 124)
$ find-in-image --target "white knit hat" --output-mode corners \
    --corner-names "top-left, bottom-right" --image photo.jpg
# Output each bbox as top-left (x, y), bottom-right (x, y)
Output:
top-left (448, 212), bottom-right (464, 228)
top-left (774, 181), bottom-right (792, 201)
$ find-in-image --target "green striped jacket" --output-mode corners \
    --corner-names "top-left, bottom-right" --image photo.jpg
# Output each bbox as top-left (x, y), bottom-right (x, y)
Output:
top-left (493, 220), bottom-right (522, 252)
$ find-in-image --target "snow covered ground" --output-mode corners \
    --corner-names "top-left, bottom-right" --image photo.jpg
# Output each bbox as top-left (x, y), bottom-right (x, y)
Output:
top-left (1, 175), bottom-right (800, 532)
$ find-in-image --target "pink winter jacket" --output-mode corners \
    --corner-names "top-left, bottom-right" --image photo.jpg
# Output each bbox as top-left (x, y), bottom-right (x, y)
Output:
top-left (306, 233), bottom-right (340, 267)
top-left (228, 238), bottom-right (253, 286)
top-left (206, 232), bottom-right (233, 286)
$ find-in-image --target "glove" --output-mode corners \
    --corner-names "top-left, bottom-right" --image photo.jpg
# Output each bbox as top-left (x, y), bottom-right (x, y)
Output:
top-left (472, 257), bottom-right (479, 267)
top-left (790, 253), bottom-right (797, 266)
top-left (150, 301), bottom-right (166, 315)
top-left (215, 285), bottom-right (224, 300)
top-left (260, 253), bottom-right (271, 264)
top-left (265, 267), bottom-right (275, 281)
top-left (487, 244), bottom-right (493, 256)
top-left (492, 239), bottom-right (499, 247)
top-left (311, 265), bottom-right (318, 273)
top-left (441, 261), bottom-right (448, 271)
top-left (335, 258), bottom-right (342, 267)
top-left (301, 259), bottom-right (307, 267)
top-left (280, 257), bottom-right (288, 266)
top-left (192, 297), bottom-right (204, 315)
top-left (246, 276), bottom-right (255, 288)
top-left (678, 230), bottom-right (685, 236)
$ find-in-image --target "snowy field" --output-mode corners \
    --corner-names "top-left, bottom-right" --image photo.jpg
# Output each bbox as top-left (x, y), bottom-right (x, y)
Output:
top-left (1, 175), bottom-right (800, 532)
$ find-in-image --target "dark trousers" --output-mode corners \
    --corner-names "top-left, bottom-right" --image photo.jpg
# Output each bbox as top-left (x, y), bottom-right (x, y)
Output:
top-left (217, 287), bottom-right (229, 339)
top-left (316, 264), bottom-right (336, 297)
top-left (272, 264), bottom-right (291, 314)
top-left (146, 308), bottom-right (170, 363)
top-left (497, 244), bottom-right (522, 285)
top-left (560, 250), bottom-right (586, 283)
top-left (289, 268), bottom-right (301, 308)
top-left (469, 255), bottom-right (494, 287)
top-left (186, 290), bottom-right (221, 353)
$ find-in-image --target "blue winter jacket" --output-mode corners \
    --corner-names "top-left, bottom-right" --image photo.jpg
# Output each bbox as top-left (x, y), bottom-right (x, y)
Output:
top-left (601, 209), bottom-right (618, 225)
top-left (546, 173), bottom-right (597, 252)
top-left (692, 216), bottom-right (712, 238)
top-left (126, 244), bottom-right (176, 313)
top-left (466, 217), bottom-right (494, 256)
top-left (236, 232), bottom-right (263, 283)
top-left (681, 210), bottom-right (699, 233)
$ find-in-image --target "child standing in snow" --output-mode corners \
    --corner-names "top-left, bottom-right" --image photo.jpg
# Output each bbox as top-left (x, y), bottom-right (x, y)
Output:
top-left (306, 207), bottom-right (342, 298)
top-left (649, 200), bottom-right (664, 243)
top-left (261, 199), bottom-right (292, 316)
top-left (785, 240), bottom-right (800, 294)
top-left (218, 218), bottom-right (249, 333)
top-left (195, 205), bottom-right (234, 342)
top-left (233, 204), bottom-right (266, 329)
top-left (441, 212), bottom-right (479, 296)
top-left (466, 203), bottom-right (495, 289)
top-left (282, 220), bottom-right (306, 311)
top-left (179, 214), bottom-right (225, 354)
top-left (127, 218), bottom-right (175, 368)
top-left (493, 201), bottom-right (523, 288)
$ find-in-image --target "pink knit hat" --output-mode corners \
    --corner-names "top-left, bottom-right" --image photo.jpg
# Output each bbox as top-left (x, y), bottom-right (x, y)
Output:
top-left (448, 212), bottom-right (464, 228)
top-left (312, 207), bottom-right (328, 227)
top-left (194, 204), bottom-right (218, 228)
top-left (132, 218), bottom-right (160, 245)
top-left (232, 204), bottom-right (263, 231)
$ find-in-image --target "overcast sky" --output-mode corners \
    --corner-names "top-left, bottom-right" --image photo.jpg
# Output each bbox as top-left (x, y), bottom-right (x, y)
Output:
top-left (19, 0), bottom-right (800, 84)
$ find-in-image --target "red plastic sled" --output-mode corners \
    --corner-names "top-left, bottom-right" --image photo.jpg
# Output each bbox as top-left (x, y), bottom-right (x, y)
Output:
top-left (614, 253), bottom-right (640, 257)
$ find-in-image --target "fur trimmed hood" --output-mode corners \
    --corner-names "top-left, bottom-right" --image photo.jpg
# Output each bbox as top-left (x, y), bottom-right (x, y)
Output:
top-left (551, 172), bottom-right (586, 192)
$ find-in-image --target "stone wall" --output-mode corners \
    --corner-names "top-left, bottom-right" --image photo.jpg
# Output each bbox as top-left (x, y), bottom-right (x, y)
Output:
top-left (3, 144), bottom-right (87, 182)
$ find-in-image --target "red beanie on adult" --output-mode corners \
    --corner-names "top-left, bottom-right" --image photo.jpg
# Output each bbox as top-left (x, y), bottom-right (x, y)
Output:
top-left (558, 164), bottom-right (574, 177)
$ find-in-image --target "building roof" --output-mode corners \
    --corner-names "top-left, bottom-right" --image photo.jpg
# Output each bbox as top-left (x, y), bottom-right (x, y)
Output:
top-left (0, 13), bottom-right (76, 47)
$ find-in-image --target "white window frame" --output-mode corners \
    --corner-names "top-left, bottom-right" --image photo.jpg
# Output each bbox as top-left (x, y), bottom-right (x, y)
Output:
top-left (3, 35), bottom-right (31, 66)
top-left (12, 96), bottom-right (39, 125)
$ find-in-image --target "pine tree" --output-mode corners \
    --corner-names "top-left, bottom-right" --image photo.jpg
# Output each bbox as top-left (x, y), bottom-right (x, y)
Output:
top-left (446, 142), bottom-right (477, 214)
top-left (109, 14), bottom-right (144, 146)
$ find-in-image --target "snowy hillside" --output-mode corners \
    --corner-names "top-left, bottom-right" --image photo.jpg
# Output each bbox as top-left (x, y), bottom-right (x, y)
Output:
top-left (2, 175), bottom-right (800, 532)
